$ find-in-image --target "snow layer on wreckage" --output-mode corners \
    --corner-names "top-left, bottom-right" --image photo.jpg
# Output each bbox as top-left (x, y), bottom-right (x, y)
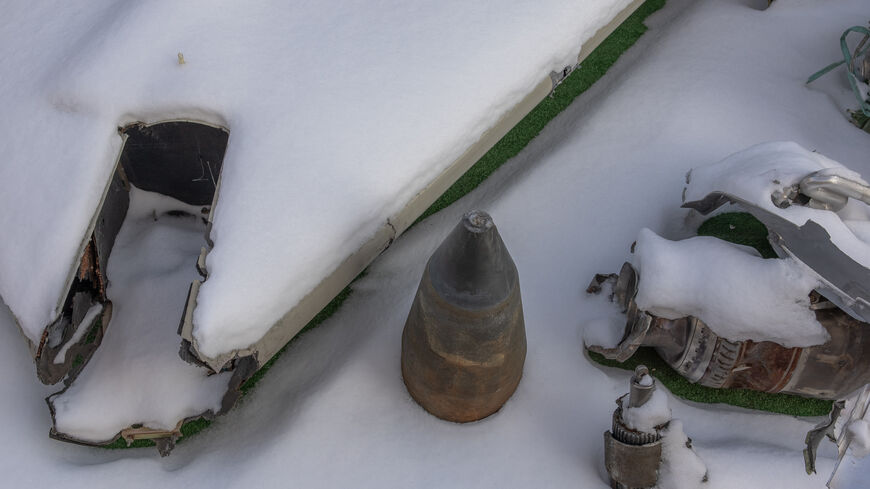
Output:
top-left (631, 228), bottom-right (828, 347)
top-left (46, 188), bottom-right (232, 447)
top-left (0, 0), bottom-right (635, 361)
top-left (683, 141), bottom-right (870, 269)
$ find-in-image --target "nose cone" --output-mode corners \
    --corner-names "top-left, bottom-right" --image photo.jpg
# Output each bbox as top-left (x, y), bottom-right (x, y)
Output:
top-left (401, 211), bottom-right (526, 422)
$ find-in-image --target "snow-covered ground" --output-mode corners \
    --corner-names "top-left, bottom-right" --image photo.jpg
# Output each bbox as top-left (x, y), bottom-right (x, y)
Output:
top-left (3, 0), bottom-right (870, 487)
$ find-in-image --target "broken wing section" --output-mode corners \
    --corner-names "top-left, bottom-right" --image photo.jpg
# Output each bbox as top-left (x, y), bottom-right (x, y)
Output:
top-left (34, 149), bottom-right (130, 385)
top-left (682, 141), bottom-right (870, 325)
top-left (41, 120), bottom-right (242, 453)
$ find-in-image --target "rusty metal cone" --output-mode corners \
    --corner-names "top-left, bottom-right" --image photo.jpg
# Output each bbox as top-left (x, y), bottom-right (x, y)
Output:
top-left (401, 210), bottom-right (526, 422)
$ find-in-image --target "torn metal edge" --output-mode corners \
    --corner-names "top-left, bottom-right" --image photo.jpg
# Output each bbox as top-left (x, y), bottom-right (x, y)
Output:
top-left (42, 119), bottom-right (231, 450)
top-left (23, 133), bottom-right (130, 384)
top-left (45, 354), bottom-right (256, 455)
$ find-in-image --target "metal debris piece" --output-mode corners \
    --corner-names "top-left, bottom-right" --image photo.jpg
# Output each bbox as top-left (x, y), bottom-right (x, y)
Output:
top-left (804, 400), bottom-right (846, 475)
top-left (588, 263), bottom-right (870, 400)
top-left (42, 120), bottom-right (230, 454)
top-left (799, 171), bottom-right (870, 212)
top-left (683, 188), bottom-right (870, 326)
top-left (401, 211), bottom-right (526, 422)
top-left (604, 365), bottom-right (664, 489)
top-left (827, 386), bottom-right (870, 487)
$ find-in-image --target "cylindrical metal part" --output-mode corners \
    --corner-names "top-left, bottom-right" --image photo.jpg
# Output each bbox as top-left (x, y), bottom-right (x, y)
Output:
top-left (595, 262), bottom-right (870, 400)
top-left (604, 365), bottom-right (663, 489)
top-left (629, 365), bottom-right (655, 408)
top-left (650, 305), bottom-right (870, 399)
top-left (401, 211), bottom-right (526, 422)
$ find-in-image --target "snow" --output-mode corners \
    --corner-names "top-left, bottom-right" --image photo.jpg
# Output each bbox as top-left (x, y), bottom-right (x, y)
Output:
top-left (684, 141), bottom-right (870, 271)
top-left (582, 284), bottom-right (626, 349)
top-left (582, 316), bottom-right (626, 349)
top-left (829, 387), bottom-right (870, 487)
top-left (53, 304), bottom-right (102, 365)
top-left (49, 188), bottom-right (232, 442)
top-left (622, 387), bottom-right (671, 433)
top-left (0, 0), bottom-right (868, 487)
top-left (0, 0), bottom-right (635, 356)
top-left (847, 419), bottom-right (870, 458)
top-left (632, 228), bottom-right (829, 347)
top-left (656, 420), bottom-right (708, 489)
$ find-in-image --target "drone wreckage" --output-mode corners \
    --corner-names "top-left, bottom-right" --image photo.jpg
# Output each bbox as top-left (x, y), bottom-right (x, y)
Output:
top-left (586, 141), bottom-right (870, 487)
top-left (0, 0), bottom-right (653, 454)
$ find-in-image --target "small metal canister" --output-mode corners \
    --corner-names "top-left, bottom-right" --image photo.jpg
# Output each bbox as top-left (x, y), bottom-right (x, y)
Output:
top-left (401, 211), bottom-right (526, 422)
top-left (604, 366), bottom-right (664, 489)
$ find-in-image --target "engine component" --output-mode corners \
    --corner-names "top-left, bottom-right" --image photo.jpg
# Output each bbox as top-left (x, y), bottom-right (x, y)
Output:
top-left (401, 211), bottom-right (526, 422)
top-left (588, 263), bottom-right (870, 400)
top-left (604, 365), bottom-right (665, 489)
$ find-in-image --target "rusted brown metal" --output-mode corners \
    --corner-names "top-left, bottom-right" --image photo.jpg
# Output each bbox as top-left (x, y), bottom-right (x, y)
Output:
top-left (589, 263), bottom-right (870, 400)
top-left (401, 211), bottom-right (526, 422)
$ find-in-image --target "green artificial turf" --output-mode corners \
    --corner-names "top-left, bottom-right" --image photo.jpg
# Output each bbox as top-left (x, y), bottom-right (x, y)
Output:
top-left (101, 0), bottom-right (667, 449)
top-left (419, 0), bottom-right (666, 221)
top-left (589, 212), bottom-right (833, 417)
top-left (588, 349), bottom-right (831, 417)
top-left (697, 212), bottom-right (778, 258)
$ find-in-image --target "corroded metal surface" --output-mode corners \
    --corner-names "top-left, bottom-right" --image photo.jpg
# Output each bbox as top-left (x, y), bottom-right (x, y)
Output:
top-left (401, 211), bottom-right (526, 423)
top-left (603, 432), bottom-right (662, 489)
top-left (604, 365), bottom-right (664, 489)
top-left (589, 263), bottom-right (870, 400)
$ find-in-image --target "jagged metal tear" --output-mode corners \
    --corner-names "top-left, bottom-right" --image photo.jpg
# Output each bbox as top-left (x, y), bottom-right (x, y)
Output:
top-left (44, 120), bottom-right (248, 454)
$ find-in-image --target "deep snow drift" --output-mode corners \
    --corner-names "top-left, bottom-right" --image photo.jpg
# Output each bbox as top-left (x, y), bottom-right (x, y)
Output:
top-left (1, 0), bottom-right (870, 488)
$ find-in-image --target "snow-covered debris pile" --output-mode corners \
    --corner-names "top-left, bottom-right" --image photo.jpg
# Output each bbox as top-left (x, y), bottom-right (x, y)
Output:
top-left (683, 141), bottom-right (870, 326)
top-left (683, 141), bottom-right (870, 269)
top-left (632, 228), bottom-right (827, 347)
top-left (0, 0), bottom-right (642, 449)
top-left (0, 0), bottom-right (638, 375)
top-left (587, 142), bottom-right (870, 402)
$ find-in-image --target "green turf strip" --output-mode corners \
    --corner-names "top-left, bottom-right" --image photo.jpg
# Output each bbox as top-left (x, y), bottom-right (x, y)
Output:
top-left (103, 0), bottom-right (667, 449)
top-left (589, 212), bottom-right (833, 417)
top-left (588, 348), bottom-right (831, 417)
top-left (420, 0), bottom-right (666, 221)
top-left (697, 212), bottom-right (778, 258)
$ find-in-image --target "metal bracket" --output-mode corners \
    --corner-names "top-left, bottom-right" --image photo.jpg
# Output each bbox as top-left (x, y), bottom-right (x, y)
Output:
top-left (549, 64), bottom-right (578, 97)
